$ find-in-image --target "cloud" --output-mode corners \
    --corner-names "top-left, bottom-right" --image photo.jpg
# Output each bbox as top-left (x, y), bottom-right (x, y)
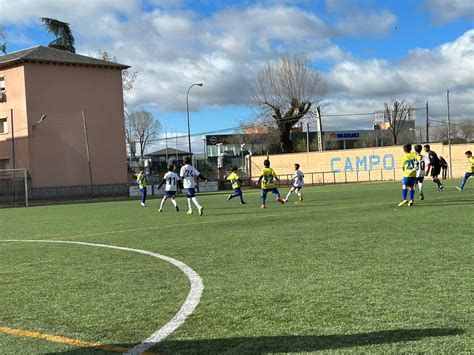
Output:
top-left (421, 0), bottom-right (474, 24)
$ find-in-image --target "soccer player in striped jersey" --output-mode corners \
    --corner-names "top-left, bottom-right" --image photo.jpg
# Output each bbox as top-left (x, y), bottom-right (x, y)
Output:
top-left (414, 144), bottom-right (430, 200)
top-left (136, 168), bottom-right (150, 207)
top-left (256, 159), bottom-right (285, 209)
top-left (398, 144), bottom-right (417, 207)
top-left (456, 150), bottom-right (474, 191)
top-left (226, 167), bottom-right (246, 204)
top-left (180, 156), bottom-right (207, 216)
top-left (284, 163), bottom-right (304, 203)
top-left (157, 164), bottom-right (180, 212)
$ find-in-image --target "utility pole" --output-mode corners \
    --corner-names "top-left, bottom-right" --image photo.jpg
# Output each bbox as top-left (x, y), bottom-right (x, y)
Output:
top-left (306, 122), bottom-right (310, 153)
top-left (447, 91), bottom-right (452, 179)
top-left (10, 109), bottom-right (16, 170)
top-left (316, 106), bottom-right (323, 152)
top-left (82, 110), bottom-right (93, 187)
top-left (425, 101), bottom-right (429, 143)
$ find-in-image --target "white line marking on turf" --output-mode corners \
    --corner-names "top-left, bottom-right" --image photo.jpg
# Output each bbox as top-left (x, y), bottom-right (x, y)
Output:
top-left (2, 240), bottom-right (204, 355)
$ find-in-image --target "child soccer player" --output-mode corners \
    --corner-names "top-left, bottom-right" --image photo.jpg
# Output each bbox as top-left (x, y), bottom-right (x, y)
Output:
top-left (414, 144), bottom-right (430, 200)
top-left (256, 159), bottom-right (285, 209)
top-left (424, 144), bottom-right (445, 191)
top-left (179, 156), bottom-right (207, 216)
top-left (136, 168), bottom-right (149, 207)
top-left (284, 163), bottom-right (304, 203)
top-left (456, 150), bottom-right (474, 191)
top-left (157, 164), bottom-right (180, 212)
top-left (226, 167), bottom-right (246, 204)
top-left (398, 144), bottom-right (417, 207)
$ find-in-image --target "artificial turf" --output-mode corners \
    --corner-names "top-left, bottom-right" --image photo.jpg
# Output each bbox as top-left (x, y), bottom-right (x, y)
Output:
top-left (0, 180), bottom-right (472, 353)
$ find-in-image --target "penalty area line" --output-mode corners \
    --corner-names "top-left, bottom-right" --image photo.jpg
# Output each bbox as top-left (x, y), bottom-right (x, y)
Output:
top-left (1, 240), bottom-right (204, 355)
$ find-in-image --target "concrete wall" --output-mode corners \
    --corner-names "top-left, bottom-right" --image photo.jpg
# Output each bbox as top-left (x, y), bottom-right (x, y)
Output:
top-left (251, 143), bottom-right (473, 184)
top-left (23, 63), bottom-right (128, 187)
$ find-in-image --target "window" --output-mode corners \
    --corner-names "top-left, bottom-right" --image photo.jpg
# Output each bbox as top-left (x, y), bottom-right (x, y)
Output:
top-left (0, 76), bottom-right (5, 92)
top-left (0, 159), bottom-right (10, 170)
top-left (0, 117), bottom-right (7, 134)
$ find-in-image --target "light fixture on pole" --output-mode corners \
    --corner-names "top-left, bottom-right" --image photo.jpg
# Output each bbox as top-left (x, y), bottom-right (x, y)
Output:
top-left (186, 83), bottom-right (203, 155)
top-left (32, 114), bottom-right (47, 130)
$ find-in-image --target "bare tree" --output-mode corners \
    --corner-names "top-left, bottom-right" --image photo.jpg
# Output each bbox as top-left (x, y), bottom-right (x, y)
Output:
top-left (98, 50), bottom-right (138, 93)
top-left (382, 100), bottom-right (414, 145)
top-left (254, 53), bottom-right (326, 153)
top-left (129, 111), bottom-right (161, 158)
top-left (458, 119), bottom-right (474, 141)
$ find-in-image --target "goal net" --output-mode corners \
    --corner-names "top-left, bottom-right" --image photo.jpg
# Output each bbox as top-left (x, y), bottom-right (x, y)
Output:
top-left (0, 169), bottom-right (28, 207)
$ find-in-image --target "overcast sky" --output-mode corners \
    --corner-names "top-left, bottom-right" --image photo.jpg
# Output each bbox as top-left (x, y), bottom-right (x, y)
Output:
top-left (2, 0), bottom-right (473, 151)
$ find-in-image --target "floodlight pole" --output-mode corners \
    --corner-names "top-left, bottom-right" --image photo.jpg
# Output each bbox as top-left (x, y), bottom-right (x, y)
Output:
top-left (186, 83), bottom-right (203, 155)
top-left (10, 109), bottom-right (16, 170)
top-left (82, 109), bottom-right (93, 187)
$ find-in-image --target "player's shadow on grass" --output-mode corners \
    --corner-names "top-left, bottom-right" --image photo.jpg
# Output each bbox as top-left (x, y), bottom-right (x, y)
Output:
top-left (51, 327), bottom-right (463, 354)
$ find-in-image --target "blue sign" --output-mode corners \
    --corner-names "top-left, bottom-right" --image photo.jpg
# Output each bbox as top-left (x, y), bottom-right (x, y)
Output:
top-left (336, 133), bottom-right (360, 139)
top-left (330, 154), bottom-right (395, 172)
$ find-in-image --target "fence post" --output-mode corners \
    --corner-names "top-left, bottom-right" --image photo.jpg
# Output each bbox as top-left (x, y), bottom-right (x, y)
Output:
top-left (345, 171), bottom-right (347, 183)
top-left (368, 170), bottom-right (371, 182)
top-left (322, 172), bottom-right (325, 185)
top-left (393, 169), bottom-right (396, 181)
top-left (356, 170), bottom-right (359, 183)
top-left (333, 171), bottom-right (336, 184)
top-left (311, 173), bottom-right (314, 186)
top-left (380, 169), bottom-right (383, 181)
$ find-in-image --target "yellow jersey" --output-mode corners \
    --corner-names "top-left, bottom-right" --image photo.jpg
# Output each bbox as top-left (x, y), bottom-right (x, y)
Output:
top-left (227, 172), bottom-right (241, 189)
top-left (402, 153), bottom-right (417, 177)
top-left (260, 167), bottom-right (277, 189)
top-left (469, 156), bottom-right (474, 173)
top-left (136, 172), bottom-right (147, 189)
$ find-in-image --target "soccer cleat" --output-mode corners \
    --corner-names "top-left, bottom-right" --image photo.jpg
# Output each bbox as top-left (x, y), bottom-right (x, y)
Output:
top-left (419, 192), bottom-right (424, 200)
top-left (240, 201), bottom-right (246, 204)
top-left (227, 195), bottom-right (232, 201)
top-left (276, 198), bottom-right (285, 204)
top-left (140, 202), bottom-right (146, 207)
top-left (175, 206), bottom-right (180, 211)
top-left (159, 209), bottom-right (162, 213)
top-left (298, 197), bottom-right (303, 202)
top-left (260, 204), bottom-right (266, 209)
top-left (438, 184), bottom-right (445, 192)
top-left (408, 200), bottom-right (414, 207)
top-left (398, 200), bottom-right (408, 207)
top-left (456, 187), bottom-right (462, 191)
top-left (187, 209), bottom-right (193, 215)
top-left (198, 206), bottom-right (204, 216)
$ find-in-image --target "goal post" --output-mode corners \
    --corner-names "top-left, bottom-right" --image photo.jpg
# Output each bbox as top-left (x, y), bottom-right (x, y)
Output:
top-left (0, 169), bottom-right (28, 207)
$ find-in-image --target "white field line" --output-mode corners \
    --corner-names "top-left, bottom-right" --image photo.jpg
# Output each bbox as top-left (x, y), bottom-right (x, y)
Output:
top-left (2, 240), bottom-right (204, 355)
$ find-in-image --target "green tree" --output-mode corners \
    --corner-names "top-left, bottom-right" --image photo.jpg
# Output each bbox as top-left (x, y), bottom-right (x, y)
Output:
top-left (40, 17), bottom-right (75, 53)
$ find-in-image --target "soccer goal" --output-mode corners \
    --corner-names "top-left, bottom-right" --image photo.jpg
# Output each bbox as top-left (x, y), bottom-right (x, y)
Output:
top-left (0, 169), bottom-right (28, 207)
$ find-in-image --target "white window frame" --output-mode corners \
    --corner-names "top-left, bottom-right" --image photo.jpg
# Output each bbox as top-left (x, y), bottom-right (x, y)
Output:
top-left (0, 116), bottom-right (7, 134)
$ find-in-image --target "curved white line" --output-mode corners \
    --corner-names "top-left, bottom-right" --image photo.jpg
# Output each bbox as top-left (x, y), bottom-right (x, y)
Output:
top-left (3, 240), bottom-right (204, 355)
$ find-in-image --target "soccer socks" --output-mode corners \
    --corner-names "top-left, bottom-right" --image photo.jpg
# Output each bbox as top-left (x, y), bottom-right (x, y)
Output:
top-left (418, 182), bottom-right (423, 194)
top-left (159, 197), bottom-right (167, 210)
top-left (187, 198), bottom-right (192, 210)
top-left (402, 188), bottom-right (408, 200)
top-left (191, 197), bottom-right (201, 208)
top-left (460, 173), bottom-right (471, 189)
top-left (409, 189), bottom-right (415, 201)
top-left (171, 198), bottom-right (178, 208)
top-left (433, 178), bottom-right (441, 188)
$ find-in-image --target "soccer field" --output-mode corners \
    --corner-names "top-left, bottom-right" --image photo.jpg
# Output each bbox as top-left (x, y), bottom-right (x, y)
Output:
top-left (1, 181), bottom-right (472, 354)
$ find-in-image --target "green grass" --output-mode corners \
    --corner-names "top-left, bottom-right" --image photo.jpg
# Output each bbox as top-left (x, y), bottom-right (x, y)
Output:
top-left (0, 180), bottom-right (472, 354)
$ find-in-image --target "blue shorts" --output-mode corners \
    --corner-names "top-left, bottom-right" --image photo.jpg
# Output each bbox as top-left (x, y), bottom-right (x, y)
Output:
top-left (234, 187), bottom-right (242, 194)
top-left (293, 185), bottom-right (303, 191)
top-left (415, 177), bottom-right (424, 183)
top-left (164, 191), bottom-right (176, 197)
top-left (139, 188), bottom-right (147, 193)
top-left (261, 188), bottom-right (280, 197)
top-left (186, 188), bottom-right (196, 198)
top-left (402, 177), bottom-right (416, 187)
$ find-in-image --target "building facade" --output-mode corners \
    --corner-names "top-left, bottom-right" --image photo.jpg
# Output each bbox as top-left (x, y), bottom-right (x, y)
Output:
top-left (0, 46), bottom-right (129, 189)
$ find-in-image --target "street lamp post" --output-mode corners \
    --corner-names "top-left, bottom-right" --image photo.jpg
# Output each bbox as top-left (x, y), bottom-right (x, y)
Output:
top-left (124, 110), bottom-right (133, 164)
top-left (186, 83), bottom-right (203, 155)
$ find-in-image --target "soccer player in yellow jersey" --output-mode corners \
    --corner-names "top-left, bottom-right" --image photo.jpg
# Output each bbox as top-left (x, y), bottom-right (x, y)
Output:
top-left (457, 150), bottom-right (474, 191)
top-left (226, 167), bottom-right (246, 204)
top-left (136, 168), bottom-right (150, 207)
top-left (256, 159), bottom-right (285, 209)
top-left (398, 144), bottom-right (417, 207)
